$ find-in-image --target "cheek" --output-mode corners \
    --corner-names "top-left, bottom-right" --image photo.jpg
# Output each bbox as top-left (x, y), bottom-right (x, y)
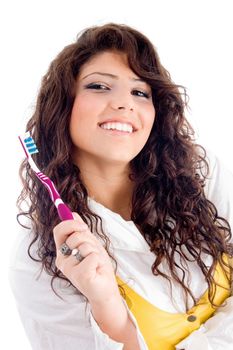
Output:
top-left (143, 104), bottom-right (156, 132)
top-left (70, 100), bottom-right (83, 144)
top-left (69, 96), bottom-right (93, 141)
top-left (70, 94), bottom-right (106, 125)
top-left (70, 95), bottom-right (90, 123)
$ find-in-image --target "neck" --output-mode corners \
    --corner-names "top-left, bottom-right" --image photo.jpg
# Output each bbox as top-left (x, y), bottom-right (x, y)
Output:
top-left (75, 156), bottom-right (134, 221)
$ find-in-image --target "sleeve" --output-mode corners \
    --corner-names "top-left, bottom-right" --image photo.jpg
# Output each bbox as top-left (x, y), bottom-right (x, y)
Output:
top-left (9, 233), bottom-right (148, 350)
top-left (176, 297), bottom-right (233, 350)
top-left (176, 151), bottom-right (233, 350)
top-left (204, 150), bottom-right (233, 229)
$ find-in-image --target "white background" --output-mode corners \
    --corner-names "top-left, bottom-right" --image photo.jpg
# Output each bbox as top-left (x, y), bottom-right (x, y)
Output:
top-left (0, 0), bottom-right (232, 348)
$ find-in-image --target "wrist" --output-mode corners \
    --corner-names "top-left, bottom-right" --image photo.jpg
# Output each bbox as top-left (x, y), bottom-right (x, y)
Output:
top-left (90, 293), bottom-right (126, 322)
top-left (91, 297), bottom-right (140, 349)
top-left (91, 295), bottom-right (128, 331)
top-left (90, 290), bottom-right (122, 308)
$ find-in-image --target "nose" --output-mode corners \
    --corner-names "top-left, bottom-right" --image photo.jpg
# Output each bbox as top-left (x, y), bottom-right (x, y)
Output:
top-left (110, 92), bottom-right (134, 111)
top-left (117, 105), bottom-right (134, 111)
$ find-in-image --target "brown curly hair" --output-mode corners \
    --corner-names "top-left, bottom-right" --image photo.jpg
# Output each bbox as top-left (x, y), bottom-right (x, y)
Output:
top-left (17, 22), bottom-right (232, 310)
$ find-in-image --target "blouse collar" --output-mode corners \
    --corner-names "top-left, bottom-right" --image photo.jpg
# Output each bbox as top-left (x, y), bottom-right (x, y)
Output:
top-left (87, 197), bottom-right (152, 254)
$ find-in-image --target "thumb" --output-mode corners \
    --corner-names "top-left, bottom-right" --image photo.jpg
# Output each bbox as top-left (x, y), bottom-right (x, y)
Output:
top-left (72, 212), bottom-right (88, 227)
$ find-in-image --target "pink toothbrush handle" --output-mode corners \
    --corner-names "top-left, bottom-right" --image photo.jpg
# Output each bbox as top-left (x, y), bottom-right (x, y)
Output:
top-left (35, 172), bottom-right (74, 221)
top-left (57, 202), bottom-right (74, 221)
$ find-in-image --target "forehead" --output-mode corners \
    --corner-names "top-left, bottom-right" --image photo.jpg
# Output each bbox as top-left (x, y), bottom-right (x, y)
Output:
top-left (79, 51), bottom-right (133, 76)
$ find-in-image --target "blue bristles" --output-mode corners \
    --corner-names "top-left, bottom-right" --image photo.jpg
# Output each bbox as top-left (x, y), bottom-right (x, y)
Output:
top-left (24, 136), bottom-right (39, 154)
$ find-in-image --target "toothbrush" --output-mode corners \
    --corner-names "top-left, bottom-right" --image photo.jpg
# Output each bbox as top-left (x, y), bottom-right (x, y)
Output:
top-left (18, 131), bottom-right (74, 221)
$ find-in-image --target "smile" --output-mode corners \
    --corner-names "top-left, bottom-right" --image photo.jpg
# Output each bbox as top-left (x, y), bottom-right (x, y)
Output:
top-left (98, 125), bottom-right (135, 136)
top-left (99, 122), bottom-right (134, 133)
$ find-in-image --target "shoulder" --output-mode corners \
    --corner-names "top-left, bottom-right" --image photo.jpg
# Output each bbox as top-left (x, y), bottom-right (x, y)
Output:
top-left (9, 225), bottom-right (91, 330)
top-left (9, 224), bottom-right (82, 305)
top-left (9, 225), bottom-right (38, 274)
top-left (203, 148), bottom-right (233, 229)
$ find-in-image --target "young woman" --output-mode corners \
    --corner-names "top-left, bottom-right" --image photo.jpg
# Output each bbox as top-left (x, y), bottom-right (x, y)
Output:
top-left (10, 23), bottom-right (233, 350)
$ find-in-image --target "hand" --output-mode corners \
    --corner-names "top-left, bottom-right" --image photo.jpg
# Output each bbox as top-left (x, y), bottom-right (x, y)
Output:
top-left (54, 213), bottom-right (141, 349)
top-left (53, 212), bottom-right (120, 305)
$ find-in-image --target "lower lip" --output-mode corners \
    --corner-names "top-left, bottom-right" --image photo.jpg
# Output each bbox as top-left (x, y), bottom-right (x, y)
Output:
top-left (98, 126), bottom-right (135, 136)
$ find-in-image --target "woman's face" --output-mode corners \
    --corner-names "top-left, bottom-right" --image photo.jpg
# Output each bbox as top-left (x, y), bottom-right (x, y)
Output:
top-left (70, 50), bottom-right (155, 168)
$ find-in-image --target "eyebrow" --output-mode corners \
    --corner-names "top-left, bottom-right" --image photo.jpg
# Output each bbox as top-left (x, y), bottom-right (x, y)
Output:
top-left (81, 72), bottom-right (146, 83)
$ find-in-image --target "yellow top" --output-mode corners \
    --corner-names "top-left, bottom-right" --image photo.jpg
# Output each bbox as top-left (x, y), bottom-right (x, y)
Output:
top-left (117, 255), bottom-right (231, 350)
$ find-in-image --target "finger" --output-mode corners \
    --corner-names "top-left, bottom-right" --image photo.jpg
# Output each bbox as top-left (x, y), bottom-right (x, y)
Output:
top-left (66, 230), bottom-right (99, 250)
top-left (57, 243), bottom-right (99, 275)
top-left (56, 250), bottom-right (79, 275)
top-left (57, 229), bottom-right (93, 260)
top-left (53, 215), bottom-right (88, 248)
top-left (73, 252), bottom-right (104, 279)
top-left (74, 242), bottom-right (99, 258)
top-left (72, 212), bottom-right (85, 222)
top-left (62, 252), bottom-right (101, 293)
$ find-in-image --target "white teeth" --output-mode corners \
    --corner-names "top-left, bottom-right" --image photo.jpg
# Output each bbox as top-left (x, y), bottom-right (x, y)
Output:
top-left (100, 122), bottom-right (133, 133)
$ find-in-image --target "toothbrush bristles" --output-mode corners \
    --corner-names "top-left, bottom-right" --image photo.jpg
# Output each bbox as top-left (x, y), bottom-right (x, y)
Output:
top-left (24, 136), bottom-right (39, 154)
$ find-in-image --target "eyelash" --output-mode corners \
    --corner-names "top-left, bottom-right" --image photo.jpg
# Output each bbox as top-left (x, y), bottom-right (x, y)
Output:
top-left (85, 83), bottom-right (151, 99)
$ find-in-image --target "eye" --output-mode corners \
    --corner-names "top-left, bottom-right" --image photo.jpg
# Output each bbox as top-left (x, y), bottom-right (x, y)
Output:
top-left (85, 83), bottom-right (110, 90)
top-left (132, 90), bottom-right (150, 99)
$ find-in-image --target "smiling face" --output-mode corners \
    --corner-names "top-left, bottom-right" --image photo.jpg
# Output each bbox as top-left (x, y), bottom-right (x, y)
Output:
top-left (69, 50), bottom-right (155, 169)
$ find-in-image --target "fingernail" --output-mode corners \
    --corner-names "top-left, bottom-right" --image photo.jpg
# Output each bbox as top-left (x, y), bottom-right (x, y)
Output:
top-left (78, 223), bottom-right (88, 230)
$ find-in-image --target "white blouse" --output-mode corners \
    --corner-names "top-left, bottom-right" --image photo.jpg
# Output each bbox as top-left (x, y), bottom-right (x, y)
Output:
top-left (9, 151), bottom-right (233, 350)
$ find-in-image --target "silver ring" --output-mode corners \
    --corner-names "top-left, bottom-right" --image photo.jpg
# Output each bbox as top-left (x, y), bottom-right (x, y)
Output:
top-left (59, 242), bottom-right (72, 256)
top-left (72, 248), bottom-right (83, 262)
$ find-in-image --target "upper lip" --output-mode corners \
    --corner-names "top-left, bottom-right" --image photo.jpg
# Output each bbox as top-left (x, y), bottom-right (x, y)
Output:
top-left (98, 118), bottom-right (138, 131)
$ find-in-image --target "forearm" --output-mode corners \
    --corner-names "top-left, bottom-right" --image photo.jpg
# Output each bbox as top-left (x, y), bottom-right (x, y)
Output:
top-left (90, 295), bottom-right (141, 350)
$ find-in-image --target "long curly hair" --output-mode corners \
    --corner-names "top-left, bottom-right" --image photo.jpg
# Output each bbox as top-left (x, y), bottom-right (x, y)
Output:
top-left (17, 22), bottom-right (232, 310)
